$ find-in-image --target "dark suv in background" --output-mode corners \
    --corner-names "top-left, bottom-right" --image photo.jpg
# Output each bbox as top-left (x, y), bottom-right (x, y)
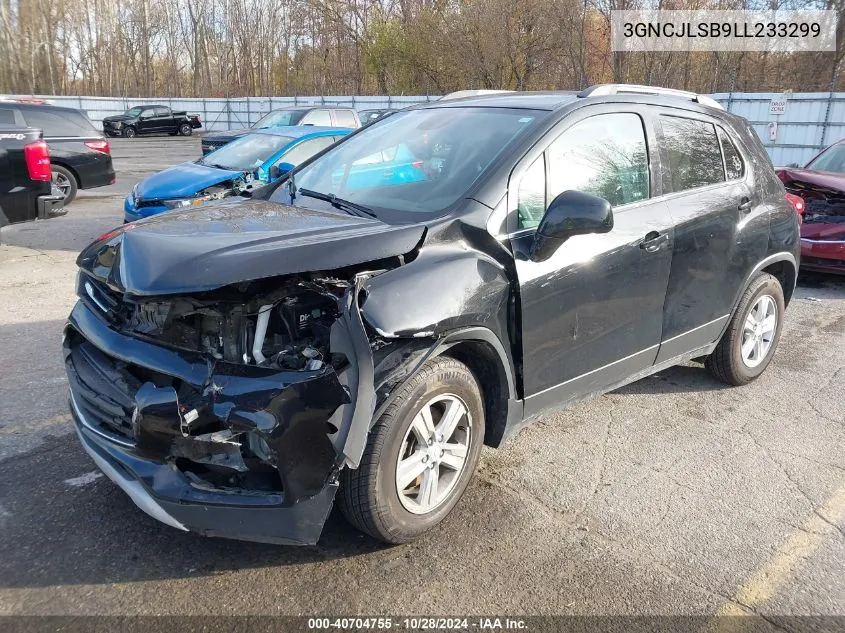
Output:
top-left (201, 106), bottom-right (360, 154)
top-left (0, 102), bottom-right (115, 204)
top-left (66, 85), bottom-right (799, 547)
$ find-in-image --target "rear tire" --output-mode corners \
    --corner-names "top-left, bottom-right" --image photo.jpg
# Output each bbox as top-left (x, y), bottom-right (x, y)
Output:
top-left (51, 165), bottom-right (78, 205)
top-left (706, 272), bottom-right (785, 386)
top-left (178, 123), bottom-right (192, 136)
top-left (122, 126), bottom-right (137, 138)
top-left (338, 356), bottom-right (484, 544)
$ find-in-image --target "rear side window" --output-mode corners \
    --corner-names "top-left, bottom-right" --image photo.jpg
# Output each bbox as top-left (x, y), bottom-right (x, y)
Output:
top-left (547, 112), bottom-right (650, 208)
top-left (154, 107), bottom-right (169, 117)
top-left (718, 127), bottom-right (744, 180)
top-left (660, 116), bottom-right (725, 192)
top-left (302, 109), bottom-right (332, 126)
top-left (22, 108), bottom-right (89, 136)
top-left (0, 108), bottom-right (15, 125)
top-left (334, 110), bottom-right (357, 127)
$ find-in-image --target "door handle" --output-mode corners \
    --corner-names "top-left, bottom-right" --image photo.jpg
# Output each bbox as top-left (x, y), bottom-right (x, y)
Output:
top-left (738, 197), bottom-right (752, 213)
top-left (639, 231), bottom-right (667, 252)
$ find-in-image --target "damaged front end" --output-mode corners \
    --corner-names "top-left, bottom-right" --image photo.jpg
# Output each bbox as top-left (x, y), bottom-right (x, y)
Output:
top-left (66, 268), bottom-right (376, 545)
top-left (779, 170), bottom-right (845, 273)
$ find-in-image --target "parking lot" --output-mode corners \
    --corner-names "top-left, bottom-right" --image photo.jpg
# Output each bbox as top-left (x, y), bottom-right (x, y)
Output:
top-left (0, 137), bottom-right (843, 618)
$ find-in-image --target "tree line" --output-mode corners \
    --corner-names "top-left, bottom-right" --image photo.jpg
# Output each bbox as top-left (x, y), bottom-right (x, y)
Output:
top-left (1, 0), bottom-right (844, 98)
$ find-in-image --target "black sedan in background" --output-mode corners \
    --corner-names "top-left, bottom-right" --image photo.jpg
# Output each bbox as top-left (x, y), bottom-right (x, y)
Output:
top-left (0, 102), bottom-right (115, 204)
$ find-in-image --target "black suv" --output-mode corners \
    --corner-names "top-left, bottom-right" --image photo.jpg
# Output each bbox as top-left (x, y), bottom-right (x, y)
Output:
top-left (201, 106), bottom-right (360, 154)
top-left (0, 102), bottom-right (115, 204)
top-left (65, 86), bottom-right (799, 546)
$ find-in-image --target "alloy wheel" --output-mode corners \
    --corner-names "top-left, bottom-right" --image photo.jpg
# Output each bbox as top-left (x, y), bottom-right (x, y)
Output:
top-left (395, 394), bottom-right (472, 515)
top-left (741, 294), bottom-right (777, 368)
top-left (52, 171), bottom-right (71, 199)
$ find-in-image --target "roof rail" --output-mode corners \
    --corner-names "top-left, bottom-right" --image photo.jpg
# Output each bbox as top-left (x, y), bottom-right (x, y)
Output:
top-left (578, 84), bottom-right (723, 110)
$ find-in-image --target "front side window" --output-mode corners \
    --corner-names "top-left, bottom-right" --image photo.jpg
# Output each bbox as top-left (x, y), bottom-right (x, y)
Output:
top-left (276, 107), bottom-right (538, 221)
top-left (200, 133), bottom-right (295, 171)
top-left (547, 113), bottom-right (650, 208)
top-left (805, 143), bottom-right (845, 173)
top-left (718, 127), bottom-right (745, 180)
top-left (276, 137), bottom-right (336, 166)
top-left (661, 116), bottom-right (725, 192)
top-left (517, 155), bottom-right (546, 229)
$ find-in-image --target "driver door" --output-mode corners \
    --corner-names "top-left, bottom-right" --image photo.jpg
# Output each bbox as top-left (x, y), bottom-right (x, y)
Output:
top-left (510, 108), bottom-right (675, 416)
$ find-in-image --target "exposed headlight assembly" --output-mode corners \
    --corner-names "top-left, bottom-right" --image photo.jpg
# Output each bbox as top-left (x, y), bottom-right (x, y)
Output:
top-left (163, 196), bottom-right (211, 210)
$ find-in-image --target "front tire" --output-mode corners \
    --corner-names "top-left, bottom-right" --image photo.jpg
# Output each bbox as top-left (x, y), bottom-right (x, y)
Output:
top-left (51, 165), bottom-right (78, 205)
top-left (178, 123), bottom-right (192, 136)
top-left (122, 126), bottom-right (137, 138)
top-left (338, 356), bottom-right (484, 544)
top-left (706, 272), bottom-right (785, 386)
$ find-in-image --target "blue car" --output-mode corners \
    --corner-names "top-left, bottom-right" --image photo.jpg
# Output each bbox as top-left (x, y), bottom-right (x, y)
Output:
top-left (124, 126), bottom-right (350, 222)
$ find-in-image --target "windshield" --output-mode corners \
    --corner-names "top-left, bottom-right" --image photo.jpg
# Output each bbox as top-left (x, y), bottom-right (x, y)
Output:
top-left (254, 109), bottom-right (308, 128)
top-left (125, 107), bottom-right (143, 117)
top-left (806, 143), bottom-right (845, 173)
top-left (200, 133), bottom-right (295, 171)
top-left (276, 107), bottom-right (538, 218)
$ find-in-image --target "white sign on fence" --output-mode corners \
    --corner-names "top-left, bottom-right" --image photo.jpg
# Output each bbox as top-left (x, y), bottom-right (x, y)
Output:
top-left (769, 95), bottom-right (788, 116)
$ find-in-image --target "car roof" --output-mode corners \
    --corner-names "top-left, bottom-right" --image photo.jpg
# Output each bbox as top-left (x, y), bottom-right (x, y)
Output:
top-left (422, 91), bottom-right (579, 111)
top-left (268, 106), bottom-right (352, 112)
top-left (417, 87), bottom-right (726, 114)
top-left (252, 126), bottom-right (350, 139)
top-left (1, 101), bottom-right (87, 116)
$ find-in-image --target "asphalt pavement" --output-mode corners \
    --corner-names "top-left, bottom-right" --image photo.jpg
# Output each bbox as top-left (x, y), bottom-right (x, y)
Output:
top-left (0, 137), bottom-right (843, 620)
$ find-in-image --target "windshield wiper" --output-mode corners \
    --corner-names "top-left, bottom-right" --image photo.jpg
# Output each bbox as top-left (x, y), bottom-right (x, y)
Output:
top-left (298, 188), bottom-right (377, 218)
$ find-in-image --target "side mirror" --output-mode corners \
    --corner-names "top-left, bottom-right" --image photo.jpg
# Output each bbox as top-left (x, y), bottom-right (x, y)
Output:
top-left (530, 190), bottom-right (613, 262)
top-left (270, 162), bottom-right (295, 180)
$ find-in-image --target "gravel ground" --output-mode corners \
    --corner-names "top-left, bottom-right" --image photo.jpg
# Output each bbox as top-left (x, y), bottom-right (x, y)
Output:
top-left (0, 137), bottom-right (843, 620)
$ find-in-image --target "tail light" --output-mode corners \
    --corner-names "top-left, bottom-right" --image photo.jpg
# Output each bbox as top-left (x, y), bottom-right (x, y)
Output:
top-left (84, 138), bottom-right (111, 154)
top-left (785, 192), bottom-right (804, 225)
top-left (23, 140), bottom-right (52, 181)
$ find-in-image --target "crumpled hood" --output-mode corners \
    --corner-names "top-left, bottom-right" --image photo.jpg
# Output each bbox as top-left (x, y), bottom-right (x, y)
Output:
top-left (777, 167), bottom-right (845, 191)
top-left (135, 162), bottom-right (244, 200)
top-left (77, 199), bottom-right (426, 296)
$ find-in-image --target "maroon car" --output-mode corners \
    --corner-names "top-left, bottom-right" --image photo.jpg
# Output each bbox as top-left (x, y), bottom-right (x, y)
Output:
top-left (777, 140), bottom-right (845, 274)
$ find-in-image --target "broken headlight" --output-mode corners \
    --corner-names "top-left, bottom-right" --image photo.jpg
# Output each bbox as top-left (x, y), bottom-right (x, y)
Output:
top-left (162, 196), bottom-right (211, 209)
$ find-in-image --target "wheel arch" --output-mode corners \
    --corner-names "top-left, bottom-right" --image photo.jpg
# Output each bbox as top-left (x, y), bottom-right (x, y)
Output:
top-left (371, 327), bottom-right (519, 450)
top-left (50, 160), bottom-right (80, 187)
top-left (760, 258), bottom-right (797, 307)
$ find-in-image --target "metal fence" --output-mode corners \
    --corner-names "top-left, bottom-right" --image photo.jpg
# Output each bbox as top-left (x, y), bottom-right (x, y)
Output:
top-left (6, 91), bottom-right (845, 167)
top-left (17, 95), bottom-right (436, 134)
top-left (713, 92), bottom-right (845, 167)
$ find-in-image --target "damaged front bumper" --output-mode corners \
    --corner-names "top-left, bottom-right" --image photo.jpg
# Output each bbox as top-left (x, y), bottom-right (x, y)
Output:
top-left (64, 289), bottom-right (374, 545)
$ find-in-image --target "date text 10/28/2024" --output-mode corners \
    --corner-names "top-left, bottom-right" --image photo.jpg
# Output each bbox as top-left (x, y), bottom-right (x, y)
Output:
top-left (308, 618), bottom-right (528, 630)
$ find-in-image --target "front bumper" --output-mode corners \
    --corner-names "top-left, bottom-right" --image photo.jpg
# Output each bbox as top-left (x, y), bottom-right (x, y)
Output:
top-left (124, 194), bottom-right (166, 222)
top-left (72, 405), bottom-right (338, 544)
top-left (64, 299), bottom-right (351, 545)
top-left (800, 238), bottom-right (845, 274)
